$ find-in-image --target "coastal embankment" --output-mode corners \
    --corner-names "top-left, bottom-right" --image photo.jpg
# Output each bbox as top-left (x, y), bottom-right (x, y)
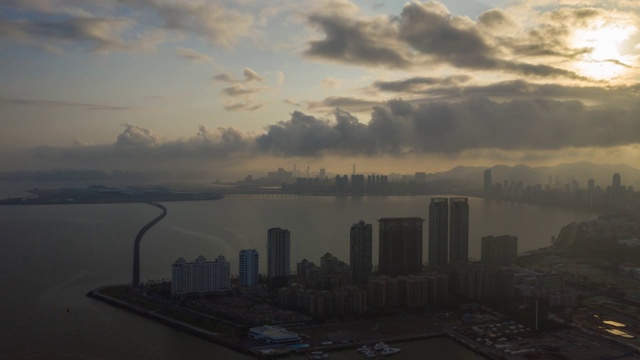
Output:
top-left (87, 286), bottom-right (251, 356)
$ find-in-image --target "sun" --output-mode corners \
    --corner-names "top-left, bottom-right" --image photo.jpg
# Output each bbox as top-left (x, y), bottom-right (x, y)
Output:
top-left (571, 20), bottom-right (635, 80)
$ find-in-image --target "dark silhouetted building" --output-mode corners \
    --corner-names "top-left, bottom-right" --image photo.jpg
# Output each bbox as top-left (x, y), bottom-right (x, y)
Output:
top-left (267, 228), bottom-right (290, 288)
top-left (239, 249), bottom-right (259, 287)
top-left (350, 220), bottom-right (372, 283)
top-left (378, 217), bottom-right (424, 276)
top-left (481, 235), bottom-right (518, 266)
top-left (428, 198), bottom-right (449, 267)
top-left (449, 197), bottom-right (469, 264)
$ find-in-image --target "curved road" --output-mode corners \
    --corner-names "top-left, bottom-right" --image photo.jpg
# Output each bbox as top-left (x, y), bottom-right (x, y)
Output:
top-left (132, 202), bottom-right (167, 287)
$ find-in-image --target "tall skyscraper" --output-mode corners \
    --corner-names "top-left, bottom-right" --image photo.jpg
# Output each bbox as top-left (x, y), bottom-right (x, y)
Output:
top-left (267, 228), bottom-right (290, 287)
top-left (350, 220), bottom-right (372, 283)
top-left (239, 249), bottom-right (259, 287)
top-left (428, 198), bottom-right (449, 267)
top-left (449, 197), bottom-right (469, 264)
top-left (378, 217), bottom-right (424, 276)
top-left (613, 173), bottom-right (621, 189)
top-left (483, 169), bottom-right (492, 195)
top-left (481, 235), bottom-right (518, 266)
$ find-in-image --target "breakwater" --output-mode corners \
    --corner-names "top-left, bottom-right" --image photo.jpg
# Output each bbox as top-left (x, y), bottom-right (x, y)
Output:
top-left (132, 202), bottom-right (167, 286)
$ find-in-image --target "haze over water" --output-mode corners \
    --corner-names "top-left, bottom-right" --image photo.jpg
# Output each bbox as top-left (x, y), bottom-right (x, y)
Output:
top-left (0, 196), bottom-right (594, 358)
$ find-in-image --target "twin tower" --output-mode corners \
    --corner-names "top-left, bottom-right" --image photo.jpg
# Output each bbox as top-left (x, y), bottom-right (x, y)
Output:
top-left (358, 197), bottom-right (469, 278)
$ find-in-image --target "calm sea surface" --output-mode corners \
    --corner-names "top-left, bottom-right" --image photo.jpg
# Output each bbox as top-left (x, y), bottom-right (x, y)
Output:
top-left (0, 194), bottom-right (595, 359)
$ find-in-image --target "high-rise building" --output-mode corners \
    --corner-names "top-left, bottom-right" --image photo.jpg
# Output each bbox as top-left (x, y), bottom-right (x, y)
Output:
top-left (449, 198), bottom-right (469, 264)
top-left (378, 217), bottom-right (424, 276)
top-left (483, 169), bottom-right (492, 195)
top-left (428, 198), bottom-right (449, 267)
top-left (613, 173), bottom-right (621, 189)
top-left (171, 255), bottom-right (230, 295)
top-left (267, 228), bottom-right (291, 287)
top-left (212, 255), bottom-right (230, 291)
top-left (350, 220), bottom-right (372, 283)
top-left (239, 249), bottom-right (259, 287)
top-left (481, 235), bottom-right (518, 266)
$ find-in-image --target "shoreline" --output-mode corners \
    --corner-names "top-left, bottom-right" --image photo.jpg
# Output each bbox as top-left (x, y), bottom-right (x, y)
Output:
top-left (87, 286), bottom-right (253, 357)
top-left (87, 285), bottom-right (492, 359)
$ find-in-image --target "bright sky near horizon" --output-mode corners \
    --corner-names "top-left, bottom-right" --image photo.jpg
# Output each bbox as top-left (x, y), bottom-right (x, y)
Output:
top-left (1, 0), bottom-right (640, 178)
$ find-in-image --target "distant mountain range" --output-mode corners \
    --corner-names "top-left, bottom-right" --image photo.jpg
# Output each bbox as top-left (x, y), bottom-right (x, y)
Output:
top-left (425, 161), bottom-right (640, 189)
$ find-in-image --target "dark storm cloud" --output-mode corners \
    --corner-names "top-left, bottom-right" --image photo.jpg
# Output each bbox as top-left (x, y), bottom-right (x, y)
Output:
top-left (303, 10), bottom-right (411, 68)
top-left (303, 1), bottom-right (589, 80)
top-left (17, 96), bottom-right (640, 170)
top-left (257, 97), bottom-right (640, 156)
top-left (255, 110), bottom-right (375, 156)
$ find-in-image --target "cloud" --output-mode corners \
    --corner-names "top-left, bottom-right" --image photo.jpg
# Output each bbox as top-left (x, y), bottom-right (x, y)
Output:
top-left (243, 67), bottom-right (265, 82)
top-left (116, 124), bottom-right (163, 149)
top-left (223, 101), bottom-right (265, 111)
top-left (213, 73), bottom-right (236, 82)
top-left (284, 98), bottom-right (301, 106)
top-left (175, 47), bottom-right (213, 63)
top-left (213, 68), bottom-right (271, 110)
top-left (321, 77), bottom-right (342, 88)
top-left (0, 97), bottom-right (134, 110)
top-left (1, 0), bottom-right (253, 52)
top-left (304, 5), bottom-right (411, 68)
top-left (121, 0), bottom-right (253, 47)
top-left (302, 1), bottom-right (596, 80)
top-left (374, 75), bottom-right (471, 93)
top-left (12, 95), bottom-right (640, 173)
top-left (222, 84), bottom-right (263, 97)
top-left (0, 16), bottom-right (135, 53)
top-left (307, 96), bottom-right (381, 112)
top-left (257, 97), bottom-right (640, 156)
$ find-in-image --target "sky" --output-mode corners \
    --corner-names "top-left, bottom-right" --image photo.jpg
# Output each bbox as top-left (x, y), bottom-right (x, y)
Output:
top-left (1, 0), bottom-right (640, 179)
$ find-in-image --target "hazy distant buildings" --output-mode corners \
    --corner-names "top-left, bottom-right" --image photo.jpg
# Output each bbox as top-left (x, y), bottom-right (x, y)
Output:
top-left (484, 169), bottom-right (492, 195)
top-left (171, 255), bottom-right (230, 295)
top-left (449, 198), bottom-right (469, 264)
top-left (351, 175), bottom-right (365, 194)
top-left (378, 217), bottom-right (424, 276)
top-left (267, 228), bottom-right (291, 288)
top-left (613, 173), bottom-right (621, 189)
top-left (428, 198), bottom-right (449, 267)
top-left (239, 249), bottom-right (259, 287)
top-left (350, 220), bottom-right (372, 283)
top-left (481, 235), bottom-right (518, 266)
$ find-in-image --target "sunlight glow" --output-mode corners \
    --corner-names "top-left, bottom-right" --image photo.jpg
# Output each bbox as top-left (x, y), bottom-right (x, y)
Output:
top-left (571, 20), bottom-right (636, 80)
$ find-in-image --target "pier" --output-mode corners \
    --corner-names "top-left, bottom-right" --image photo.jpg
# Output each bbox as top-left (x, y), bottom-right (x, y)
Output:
top-left (132, 202), bottom-right (167, 287)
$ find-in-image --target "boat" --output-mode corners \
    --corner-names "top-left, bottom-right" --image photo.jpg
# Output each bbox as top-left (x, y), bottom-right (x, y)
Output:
top-left (380, 347), bottom-right (401, 356)
top-left (373, 342), bottom-right (387, 350)
top-left (309, 351), bottom-right (329, 359)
